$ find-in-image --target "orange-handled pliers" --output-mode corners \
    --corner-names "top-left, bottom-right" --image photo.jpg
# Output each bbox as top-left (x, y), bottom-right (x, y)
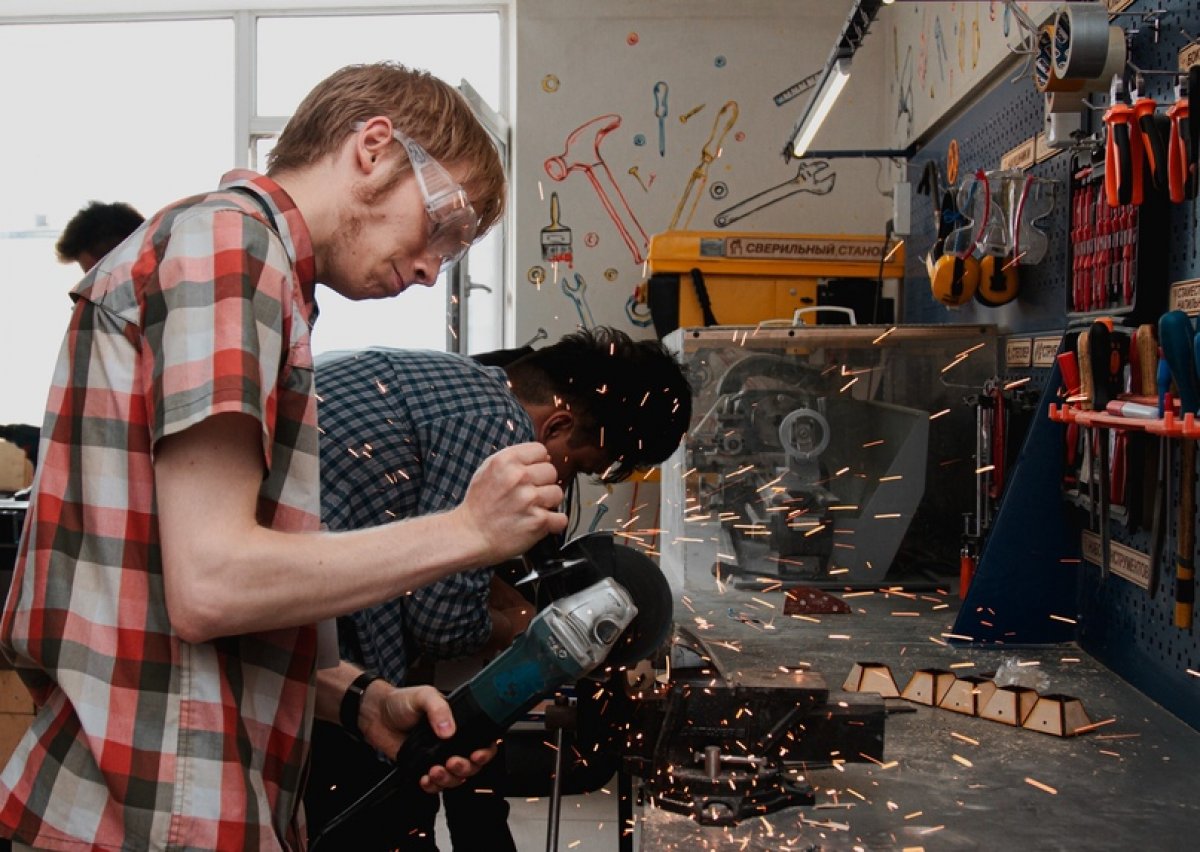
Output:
top-left (1104, 76), bottom-right (1143, 207)
top-left (1167, 78), bottom-right (1195, 203)
top-left (1132, 75), bottom-right (1167, 193)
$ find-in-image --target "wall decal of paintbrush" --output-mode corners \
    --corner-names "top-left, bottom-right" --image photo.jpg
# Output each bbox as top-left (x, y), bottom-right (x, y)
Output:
top-left (541, 192), bottom-right (573, 266)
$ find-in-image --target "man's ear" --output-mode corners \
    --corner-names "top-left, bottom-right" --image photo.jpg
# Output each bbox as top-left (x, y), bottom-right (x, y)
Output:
top-left (353, 116), bottom-right (394, 173)
top-left (539, 409), bottom-right (575, 445)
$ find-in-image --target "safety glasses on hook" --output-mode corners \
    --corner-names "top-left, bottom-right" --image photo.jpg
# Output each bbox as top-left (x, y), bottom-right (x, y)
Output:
top-left (353, 121), bottom-right (479, 265)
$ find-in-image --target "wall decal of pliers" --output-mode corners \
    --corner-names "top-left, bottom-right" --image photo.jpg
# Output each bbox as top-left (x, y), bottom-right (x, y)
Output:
top-left (669, 100), bottom-right (739, 231)
top-left (713, 160), bottom-right (837, 228)
top-left (1103, 75), bottom-right (1143, 207)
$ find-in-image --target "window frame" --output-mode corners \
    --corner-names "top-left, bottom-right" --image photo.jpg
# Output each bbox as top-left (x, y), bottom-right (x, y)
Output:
top-left (0, 1), bottom-right (514, 352)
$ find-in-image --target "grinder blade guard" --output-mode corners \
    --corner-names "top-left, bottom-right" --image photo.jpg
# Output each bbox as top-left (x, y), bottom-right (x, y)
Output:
top-left (520, 531), bottom-right (675, 667)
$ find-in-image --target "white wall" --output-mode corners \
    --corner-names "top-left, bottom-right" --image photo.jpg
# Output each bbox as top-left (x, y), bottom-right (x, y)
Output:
top-left (510, 0), bottom-right (901, 537)
top-left (511, 0), bottom-right (895, 345)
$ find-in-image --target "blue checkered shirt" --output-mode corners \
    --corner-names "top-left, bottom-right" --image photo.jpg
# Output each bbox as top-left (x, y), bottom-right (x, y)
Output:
top-left (315, 348), bottom-right (534, 686)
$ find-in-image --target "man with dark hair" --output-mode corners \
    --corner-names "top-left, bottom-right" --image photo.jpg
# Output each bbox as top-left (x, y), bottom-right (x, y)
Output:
top-left (0, 62), bottom-right (564, 851)
top-left (304, 326), bottom-right (692, 849)
top-left (54, 201), bottom-right (145, 272)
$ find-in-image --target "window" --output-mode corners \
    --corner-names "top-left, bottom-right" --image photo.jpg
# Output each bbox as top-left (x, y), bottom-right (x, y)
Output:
top-left (0, 18), bottom-right (233, 426)
top-left (252, 12), bottom-right (504, 359)
top-left (0, 6), bottom-right (507, 427)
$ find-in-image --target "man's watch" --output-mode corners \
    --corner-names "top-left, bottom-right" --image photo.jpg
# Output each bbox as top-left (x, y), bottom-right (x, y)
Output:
top-left (340, 670), bottom-right (382, 741)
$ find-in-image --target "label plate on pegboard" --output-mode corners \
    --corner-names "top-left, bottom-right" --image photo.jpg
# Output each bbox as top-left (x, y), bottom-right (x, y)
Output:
top-left (1170, 279), bottom-right (1200, 314)
top-left (1005, 337), bottom-right (1033, 368)
top-left (1033, 336), bottom-right (1062, 367)
top-left (1081, 531), bottom-right (1151, 590)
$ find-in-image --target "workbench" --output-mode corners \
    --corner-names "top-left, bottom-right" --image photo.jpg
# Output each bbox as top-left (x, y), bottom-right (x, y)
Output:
top-left (632, 584), bottom-right (1200, 851)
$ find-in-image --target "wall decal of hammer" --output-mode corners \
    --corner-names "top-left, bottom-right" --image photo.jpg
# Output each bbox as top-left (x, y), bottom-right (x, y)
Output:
top-left (544, 114), bottom-right (650, 264)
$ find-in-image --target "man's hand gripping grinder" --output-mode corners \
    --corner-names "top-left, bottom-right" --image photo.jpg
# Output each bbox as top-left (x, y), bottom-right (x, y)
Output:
top-left (312, 532), bottom-right (670, 848)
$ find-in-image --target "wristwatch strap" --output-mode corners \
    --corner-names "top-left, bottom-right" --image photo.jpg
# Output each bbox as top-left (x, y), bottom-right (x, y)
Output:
top-left (340, 670), bottom-right (382, 740)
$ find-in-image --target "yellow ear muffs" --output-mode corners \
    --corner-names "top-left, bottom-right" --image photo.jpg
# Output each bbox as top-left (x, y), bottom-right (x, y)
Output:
top-left (931, 253), bottom-right (980, 307)
top-left (975, 254), bottom-right (1020, 306)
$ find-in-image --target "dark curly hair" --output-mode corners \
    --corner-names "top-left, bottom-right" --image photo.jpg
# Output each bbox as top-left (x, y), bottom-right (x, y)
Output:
top-left (55, 201), bottom-right (144, 265)
top-left (505, 327), bottom-right (693, 482)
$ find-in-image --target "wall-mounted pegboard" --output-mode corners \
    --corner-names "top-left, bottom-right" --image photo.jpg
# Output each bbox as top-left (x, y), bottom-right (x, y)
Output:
top-left (928, 0), bottom-right (1200, 731)
top-left (904, 60), bottom-right (1071, 332)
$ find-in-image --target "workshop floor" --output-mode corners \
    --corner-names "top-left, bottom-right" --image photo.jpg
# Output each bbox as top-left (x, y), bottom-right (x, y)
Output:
top-left (444, 581), bottom-right (1200, 850)
top-left (434, 783), bottom-right (620, 850)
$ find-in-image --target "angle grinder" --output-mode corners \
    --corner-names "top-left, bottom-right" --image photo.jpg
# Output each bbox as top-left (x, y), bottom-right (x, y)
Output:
top-left (310, 532), bottom-right (673, 848)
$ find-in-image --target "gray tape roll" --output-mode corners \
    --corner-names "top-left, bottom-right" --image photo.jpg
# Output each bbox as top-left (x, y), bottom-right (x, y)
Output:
top-left (1052, 3), bottom-right (1111, 81)
top-left (1080, 27), bottom-right (1128, 93)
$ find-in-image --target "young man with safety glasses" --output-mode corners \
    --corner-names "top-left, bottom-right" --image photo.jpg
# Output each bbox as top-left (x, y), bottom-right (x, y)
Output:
top-left (0, 63), bottom-right (565, 851)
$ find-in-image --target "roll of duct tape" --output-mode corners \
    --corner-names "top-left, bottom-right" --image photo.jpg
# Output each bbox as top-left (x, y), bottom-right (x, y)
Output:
top-left (1045, 91), bottom-right (1088, 115)
top-left (1035, 22), bottom-right (1084, 93)
top-left (1052, 3), bottom-right (1111, 81)
top-left (1079, 27), bottom-right (1127, 94)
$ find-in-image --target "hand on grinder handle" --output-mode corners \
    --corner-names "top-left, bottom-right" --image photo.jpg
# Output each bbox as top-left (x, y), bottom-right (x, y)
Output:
top-left (310, 576), bottom-right (639, 850)
top-left (364, 683), bottom-right (498, 794)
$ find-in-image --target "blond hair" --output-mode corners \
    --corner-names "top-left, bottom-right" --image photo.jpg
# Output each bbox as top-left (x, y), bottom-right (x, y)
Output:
top-left (267, 62), bottom-right (505, 235)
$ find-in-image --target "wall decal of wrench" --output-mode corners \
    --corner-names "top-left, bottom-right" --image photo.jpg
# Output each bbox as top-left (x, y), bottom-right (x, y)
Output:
top-left (561, 273), bottom-right (595, 329)
top-left (669, 100), bottom-right (739, 231)
top-left (545, 115), bottom-right (650, 264)
top-left (713, 159), bottom-right (836, 228)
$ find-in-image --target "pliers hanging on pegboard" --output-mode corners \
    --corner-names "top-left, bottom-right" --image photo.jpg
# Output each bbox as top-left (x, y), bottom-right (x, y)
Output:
top-left (1104, 74), bottom-right (1143, 207)
top-left (1132, 74), bottom-right (1169, 193)
top-left (1167, 67), bottom-right (1200, 203)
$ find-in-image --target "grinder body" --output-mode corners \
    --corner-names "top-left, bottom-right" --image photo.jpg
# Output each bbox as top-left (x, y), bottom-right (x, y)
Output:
top-left (393, 578), bottom-right (634, 785)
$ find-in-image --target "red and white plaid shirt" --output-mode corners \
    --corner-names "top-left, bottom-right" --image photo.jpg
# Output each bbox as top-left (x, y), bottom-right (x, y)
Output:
top-left (0, 171), bottom-right (321, 850)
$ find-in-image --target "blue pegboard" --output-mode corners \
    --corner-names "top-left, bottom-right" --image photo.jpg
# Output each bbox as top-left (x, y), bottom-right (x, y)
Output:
top-left (925, 1), bottom-right (1200, 730)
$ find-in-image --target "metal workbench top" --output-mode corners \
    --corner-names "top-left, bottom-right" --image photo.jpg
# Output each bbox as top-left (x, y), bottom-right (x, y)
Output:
top-left (633, 583), bottom-right (1200, 851)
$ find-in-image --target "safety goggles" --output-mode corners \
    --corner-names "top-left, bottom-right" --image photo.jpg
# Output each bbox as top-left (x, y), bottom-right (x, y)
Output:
top-left (353, 122), bottom-right (479, 265)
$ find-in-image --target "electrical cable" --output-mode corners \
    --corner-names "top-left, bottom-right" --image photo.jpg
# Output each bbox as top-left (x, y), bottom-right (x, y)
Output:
top-left (872, 218), bottom-right (895, 324)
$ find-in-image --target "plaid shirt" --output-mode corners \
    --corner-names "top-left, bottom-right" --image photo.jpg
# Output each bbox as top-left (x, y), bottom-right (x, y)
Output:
top-left (0, 171), bottom-right (320, 851)
top-left (315, 349), bottom-right (533, 687)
